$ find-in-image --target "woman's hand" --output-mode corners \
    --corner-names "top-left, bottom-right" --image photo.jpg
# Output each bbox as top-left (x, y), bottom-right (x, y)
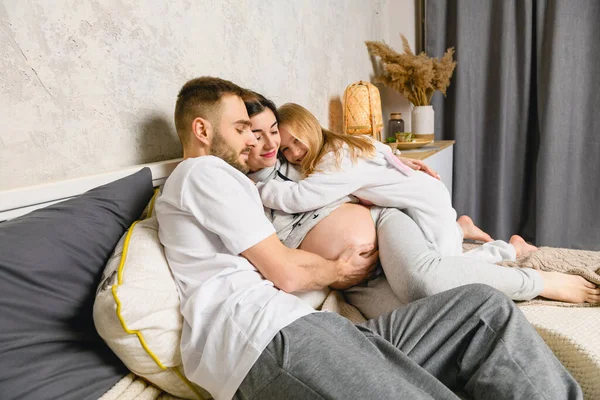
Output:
top-left (330, 243), bottom-right (379, 290)
top-left (399, 157), bottom-right (441, 180)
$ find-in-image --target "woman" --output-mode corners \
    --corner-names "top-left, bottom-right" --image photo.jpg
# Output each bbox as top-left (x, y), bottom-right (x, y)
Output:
top-left (244, 92), bottom-right (402, 316)
top-left (244, 93), bottom-right (600, 318)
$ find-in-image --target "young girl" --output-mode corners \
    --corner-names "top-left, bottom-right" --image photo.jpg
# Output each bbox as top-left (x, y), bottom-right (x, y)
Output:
top-left (251, 99), bottom-right (599, 307)
top-left (257, 103), bottom-right (535, 261)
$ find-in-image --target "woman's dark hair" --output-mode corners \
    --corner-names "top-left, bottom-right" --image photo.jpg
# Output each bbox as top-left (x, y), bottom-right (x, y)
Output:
top-left (244, 91), bottom-right (279, 121)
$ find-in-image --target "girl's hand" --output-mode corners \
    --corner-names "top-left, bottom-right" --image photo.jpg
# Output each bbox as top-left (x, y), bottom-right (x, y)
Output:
top-left (399, 157), bottom-right (441, 180)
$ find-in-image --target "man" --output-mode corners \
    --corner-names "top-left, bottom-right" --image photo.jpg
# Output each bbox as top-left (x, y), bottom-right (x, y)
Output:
top-left (155, 77), bottom-right (582, 400)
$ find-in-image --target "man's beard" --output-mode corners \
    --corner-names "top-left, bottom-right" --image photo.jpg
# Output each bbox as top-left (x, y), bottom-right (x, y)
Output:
top-left (210, 130), bottom-right (250, 174)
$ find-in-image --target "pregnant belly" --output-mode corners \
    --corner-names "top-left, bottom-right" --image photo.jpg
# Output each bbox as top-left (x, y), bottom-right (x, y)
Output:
top-left (299, 203), bottom-right (377, 259)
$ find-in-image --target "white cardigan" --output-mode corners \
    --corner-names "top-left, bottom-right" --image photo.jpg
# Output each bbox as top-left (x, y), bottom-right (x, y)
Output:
top-left (256, 139), bottom-right (463, 256)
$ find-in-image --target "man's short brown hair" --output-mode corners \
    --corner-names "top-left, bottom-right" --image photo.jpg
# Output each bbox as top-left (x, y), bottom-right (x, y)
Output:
top-left (174, 77), bottom-right (248, 147)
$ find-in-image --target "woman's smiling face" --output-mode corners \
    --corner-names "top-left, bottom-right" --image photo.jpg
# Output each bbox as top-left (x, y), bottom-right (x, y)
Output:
top-left (247, 108), bottom-right (281, 172)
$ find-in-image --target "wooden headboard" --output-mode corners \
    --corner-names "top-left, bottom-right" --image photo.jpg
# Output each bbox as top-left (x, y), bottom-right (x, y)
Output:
top-left (0, 159), bottom-right (181, 221)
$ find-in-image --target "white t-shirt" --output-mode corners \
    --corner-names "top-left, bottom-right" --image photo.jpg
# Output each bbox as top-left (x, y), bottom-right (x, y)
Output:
top-left (155, 156), bottom-right (315, 400)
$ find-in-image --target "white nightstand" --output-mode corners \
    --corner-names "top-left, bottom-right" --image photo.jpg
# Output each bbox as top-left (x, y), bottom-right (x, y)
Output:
top-left (397, 140), bottom-right (455, 198)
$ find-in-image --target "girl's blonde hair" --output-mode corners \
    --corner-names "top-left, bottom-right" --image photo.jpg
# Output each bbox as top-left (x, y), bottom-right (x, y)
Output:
top-left (277, 103), bottom-right (376, 176)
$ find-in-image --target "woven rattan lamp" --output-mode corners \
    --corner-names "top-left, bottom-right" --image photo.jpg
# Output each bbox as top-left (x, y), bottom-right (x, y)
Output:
top-left (342, 81), bottom-right (383, 141)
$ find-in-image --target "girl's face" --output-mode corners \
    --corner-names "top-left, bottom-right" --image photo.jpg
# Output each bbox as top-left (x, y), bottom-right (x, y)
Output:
top-left (247, 108), bottom-right (281, 172)
top-left (279, 125), bottom-right (308, 165)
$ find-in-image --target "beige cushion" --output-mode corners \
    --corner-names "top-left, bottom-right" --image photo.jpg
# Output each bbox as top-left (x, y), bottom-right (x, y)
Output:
top-left (94, 195), bottom-right (329, 399)
top-left (294, 288), bottom-right (330, 310)
top-left (93, 216), bottom-right (210, 400)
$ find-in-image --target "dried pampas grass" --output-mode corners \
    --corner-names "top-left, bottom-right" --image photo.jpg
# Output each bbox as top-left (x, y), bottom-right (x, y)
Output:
top-left (366, 35), bottom-right (456, 106)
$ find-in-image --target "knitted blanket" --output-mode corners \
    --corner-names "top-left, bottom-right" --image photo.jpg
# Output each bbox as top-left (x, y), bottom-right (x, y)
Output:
top-left (99, 373), bottom-right (181, 400)
top-left (100, 245), bottom-right (600, 400)
top-left (465, 243), bottom-right (600, 308)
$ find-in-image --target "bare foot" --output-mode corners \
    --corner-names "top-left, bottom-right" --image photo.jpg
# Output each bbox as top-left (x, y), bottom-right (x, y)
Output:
top-left (509, 235), bottom-right (538, 257)
top-left (457, 215), bottom-right (493, 242)
top-left (539, 271), bottom-right (600, 304)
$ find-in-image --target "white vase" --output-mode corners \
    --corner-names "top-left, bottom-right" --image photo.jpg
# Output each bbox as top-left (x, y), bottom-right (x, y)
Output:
top-left (411, 105), bottom-right (434, 141)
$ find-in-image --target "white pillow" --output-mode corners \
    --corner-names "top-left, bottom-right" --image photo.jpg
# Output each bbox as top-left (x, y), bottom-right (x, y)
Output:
top-left (94, 207), bottom-right (327, 399)
top-left (294, 288), bottom-right (330, 309)
top-left (93, 215), bottom-right (210, 400)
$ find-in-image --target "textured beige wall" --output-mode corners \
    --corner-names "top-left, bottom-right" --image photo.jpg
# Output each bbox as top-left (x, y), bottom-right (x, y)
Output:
top-left (379, 0), bottom-right (417, 139)
top-left (0, 0), bottom-right (413, 189)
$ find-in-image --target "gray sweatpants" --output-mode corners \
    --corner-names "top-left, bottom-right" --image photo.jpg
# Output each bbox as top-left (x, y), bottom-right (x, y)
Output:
top-left (346, 208), bottom-right (544, 319)
top-left (234, 284), bottom-right (581, 399)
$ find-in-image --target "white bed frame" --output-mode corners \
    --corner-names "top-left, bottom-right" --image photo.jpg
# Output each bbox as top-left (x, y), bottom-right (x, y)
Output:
top-left (0, 159), bottom-right (182, 221)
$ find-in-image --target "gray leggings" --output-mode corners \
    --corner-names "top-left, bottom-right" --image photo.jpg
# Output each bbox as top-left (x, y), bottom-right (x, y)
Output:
top-left (234, 285), bottom-right (581, 399)
top-left (346, 207), bottom-right (544, 319)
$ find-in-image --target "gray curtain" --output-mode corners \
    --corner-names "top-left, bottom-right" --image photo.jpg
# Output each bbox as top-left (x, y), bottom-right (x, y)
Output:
top-left (426, 0), bottom-right (600, 250)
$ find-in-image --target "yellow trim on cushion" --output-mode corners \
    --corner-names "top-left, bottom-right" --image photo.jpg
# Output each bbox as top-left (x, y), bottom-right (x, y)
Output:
top-left (111, 220), bottom-right (204, 400)
top-left (146, 188), bottom-right (160, 218)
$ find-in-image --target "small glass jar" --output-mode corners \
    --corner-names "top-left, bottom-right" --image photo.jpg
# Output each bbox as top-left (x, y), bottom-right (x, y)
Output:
top-left (388, 113), bottom-right (405, 139)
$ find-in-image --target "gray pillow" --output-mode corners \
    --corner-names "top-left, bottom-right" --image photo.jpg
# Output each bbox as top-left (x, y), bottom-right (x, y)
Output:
top-left (0, 168), bottom-right (154, 400)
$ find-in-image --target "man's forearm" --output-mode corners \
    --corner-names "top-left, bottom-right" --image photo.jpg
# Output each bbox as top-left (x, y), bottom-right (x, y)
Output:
top-left (274, 247), bottom-right (340, 293)
top-left (242, 233), bottom-right (374, 294)
top-left (242, 234), bottom-right (339, 293)
top-left (275, 245), bottom-right (376, 293)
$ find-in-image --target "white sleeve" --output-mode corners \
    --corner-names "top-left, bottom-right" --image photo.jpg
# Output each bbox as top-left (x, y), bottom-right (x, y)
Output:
top-left (256, 152), bottom-right (367, 213)
top-left (182, 159), bottom-right (276, 255)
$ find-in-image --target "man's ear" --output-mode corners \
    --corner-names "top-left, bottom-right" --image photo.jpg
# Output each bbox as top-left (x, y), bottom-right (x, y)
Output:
top-left (191, 117), bottom-right (212, 146)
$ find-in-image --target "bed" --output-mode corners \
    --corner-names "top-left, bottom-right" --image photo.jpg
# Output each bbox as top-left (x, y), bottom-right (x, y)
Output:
top-left (0, 161), bottom-right (598, 400)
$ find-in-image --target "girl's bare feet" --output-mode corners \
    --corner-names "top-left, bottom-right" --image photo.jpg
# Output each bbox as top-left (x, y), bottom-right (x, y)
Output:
top-left (539, 271), bottom-right (600, 303)
top-left (457, 215), bottom-right (493, 242)
top-left (509, 235), bottom-right (538, 257)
